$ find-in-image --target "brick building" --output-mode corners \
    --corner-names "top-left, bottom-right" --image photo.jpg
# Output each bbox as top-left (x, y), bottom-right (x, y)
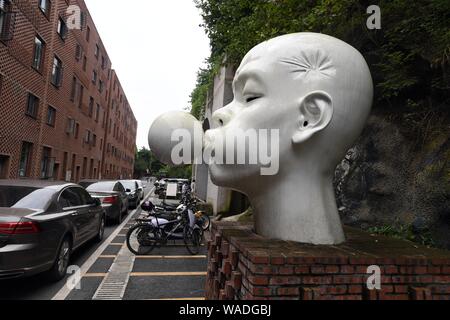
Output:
top-left (0, 0), bottom-right (137, 182)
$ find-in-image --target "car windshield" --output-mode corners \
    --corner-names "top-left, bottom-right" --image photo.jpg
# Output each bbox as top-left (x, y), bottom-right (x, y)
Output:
top-left (0, 186), bottom-right (54, 210)
top-left (120, 181), bottom-right (137, 191)
top-left (87, 182), bottom-right (116, 192)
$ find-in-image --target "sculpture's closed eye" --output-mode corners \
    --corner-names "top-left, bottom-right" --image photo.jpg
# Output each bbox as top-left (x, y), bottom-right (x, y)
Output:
top-left (246, 96), bottom-right (261, 103)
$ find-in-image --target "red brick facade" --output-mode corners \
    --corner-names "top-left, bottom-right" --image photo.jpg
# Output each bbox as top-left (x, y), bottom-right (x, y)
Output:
top-left (0, 0), bottom-right (137, 182)
top-left (206, 221), bottom-right (450, 300)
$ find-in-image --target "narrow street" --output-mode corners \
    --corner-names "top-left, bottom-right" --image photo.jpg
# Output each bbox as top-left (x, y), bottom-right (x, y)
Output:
top-left (0, 183), bottom-right (207, 300)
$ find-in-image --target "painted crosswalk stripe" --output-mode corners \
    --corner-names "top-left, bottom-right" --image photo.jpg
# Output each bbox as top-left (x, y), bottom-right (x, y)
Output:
top-left (149, 297), bottom-right (205, 301)
top-left (85, 272), bottom-right (207, 278)
top-left (130, 272), bottom-right (207, 277)
top-left (135, 255), bottom-right (207, 259)
top-left (84, 273), bottom-right (107, 278)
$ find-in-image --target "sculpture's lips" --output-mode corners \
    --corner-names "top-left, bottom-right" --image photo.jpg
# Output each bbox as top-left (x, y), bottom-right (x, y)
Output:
top-left (203, 130), bottom-right (215, 152)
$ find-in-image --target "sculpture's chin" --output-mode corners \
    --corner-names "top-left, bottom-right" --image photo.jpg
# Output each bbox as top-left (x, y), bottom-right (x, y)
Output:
top-left (209, 163), bottom-right (235, 189)
top-left (209, 163), bottom-right (262, 191)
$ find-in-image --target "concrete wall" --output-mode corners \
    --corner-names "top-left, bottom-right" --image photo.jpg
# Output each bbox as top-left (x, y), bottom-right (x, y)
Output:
top-left (194, 64), bottom-right (236, 214)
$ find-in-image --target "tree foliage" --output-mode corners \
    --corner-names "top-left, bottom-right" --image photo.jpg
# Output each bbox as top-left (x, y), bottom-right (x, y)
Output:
top-left (134, 147), bottom-right (192, 179)
top-left (190, 0), bottom-right (450, 122)
top-left (190, 64), bottom-right (214, 120)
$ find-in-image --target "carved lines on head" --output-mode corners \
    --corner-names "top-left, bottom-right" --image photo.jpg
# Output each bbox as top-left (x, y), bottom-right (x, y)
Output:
top-left (280, 49), bottom-right (336, 80)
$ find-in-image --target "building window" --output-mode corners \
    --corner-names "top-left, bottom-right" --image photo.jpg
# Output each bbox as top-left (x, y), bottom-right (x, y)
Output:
top-left (70, 76), bottom-right (77, 101)
top-left (101, 56), bottom-right (106, 69)
top-left (32, 36), bottom-right (45, 71)
top-left (89, 97), bottom-right (94, 117)
top-left (0, 0), bottom-right (12, 42)
top-left (86, 26), bottom-right (90, 42)
top-left (26, 93), bottom-right (39, 118)
top-left (82, 55), bottom-right (87, 71)
top-left (0, 155), bottom-right (10, 179)
top-left (38, 0), bottom-right (51, 17)
top-left (95, 104), bottom-right (100, 122)
top-left (98, 80), bottom-right (104, 93)
top-left (84, 130), bottom-right (91, 144)
top-left (78, 84), bottom-right (84, 108)
top-left (92, 70), bottom-right (97, 84)
top-left (57, 17), bottom-right (67, 40)
top-left (19, 142), bottom-right (33, 177)
top-left (75, 44), bottom-right (82, 61)
top-left (66, 118), bottom-right (75, 135)
top-left (51, 56), bottom-right (63, 87)
top-left (95, 44), bottom-right (99, 58)
top-left (46, 106), bottom-right (56, 127)
top-left (75, 123), bottom-right (80, 139)
top-left (80, 11), bottom-right (86, 31)
top-left (40, 147), bottom-right (52, 179)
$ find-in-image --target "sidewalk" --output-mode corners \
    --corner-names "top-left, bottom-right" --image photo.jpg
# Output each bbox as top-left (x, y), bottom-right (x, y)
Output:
top-left (63, 193), bottom-right (208, 300)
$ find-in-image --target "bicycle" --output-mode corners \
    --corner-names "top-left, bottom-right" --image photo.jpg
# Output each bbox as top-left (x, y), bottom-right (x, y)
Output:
top-left (126, 201), bottom-right (203, 255)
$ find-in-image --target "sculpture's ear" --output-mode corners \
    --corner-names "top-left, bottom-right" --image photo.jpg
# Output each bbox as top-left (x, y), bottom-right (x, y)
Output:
top-left (292, 91), bottom-right (333, 144)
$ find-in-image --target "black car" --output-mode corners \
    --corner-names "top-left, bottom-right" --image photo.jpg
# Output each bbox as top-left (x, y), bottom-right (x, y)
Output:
top-left (86, 181), bottom-right (129, 224)
top-left (120, 180), bottom-right (143, 209)
top-left (0, 180), bottom-right (105, 281)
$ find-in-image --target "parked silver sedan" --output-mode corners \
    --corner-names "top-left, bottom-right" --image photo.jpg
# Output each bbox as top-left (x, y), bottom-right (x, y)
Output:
top-left (0, 180), bottom-right (105, 281)
top-left (86, 181), bottom-right (129, 225)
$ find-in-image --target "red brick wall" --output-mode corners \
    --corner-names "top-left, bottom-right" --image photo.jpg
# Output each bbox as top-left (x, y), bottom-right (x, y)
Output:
top-left (102, 70), bottom-right (137, 180)
top-left (206, 221), bottom-right (450, 300)
top-left (0, 0), bottom-right (136, 181)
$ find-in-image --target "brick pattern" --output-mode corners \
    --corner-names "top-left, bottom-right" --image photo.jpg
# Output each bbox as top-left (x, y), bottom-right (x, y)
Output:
top-left (0, 0), bottom-right (137, 181)
top-left (205, 222), bottom-right (450, 300)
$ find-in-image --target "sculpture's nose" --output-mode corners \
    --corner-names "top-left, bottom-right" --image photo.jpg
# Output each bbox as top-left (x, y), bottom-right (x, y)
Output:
top-left (212, 107), bottom-right (233, 128)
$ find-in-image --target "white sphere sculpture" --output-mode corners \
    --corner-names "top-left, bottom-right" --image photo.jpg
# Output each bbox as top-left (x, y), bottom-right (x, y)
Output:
top-left (148, 111), bottom-right (203, 166)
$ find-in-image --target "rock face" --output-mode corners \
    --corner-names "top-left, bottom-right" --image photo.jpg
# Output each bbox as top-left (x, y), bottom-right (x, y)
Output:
top-left (334, 112), bottom-right (450, 249)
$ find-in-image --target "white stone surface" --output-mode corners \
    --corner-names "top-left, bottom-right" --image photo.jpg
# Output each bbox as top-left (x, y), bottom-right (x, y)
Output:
top-left (148, 33), bottom-right (373, 245)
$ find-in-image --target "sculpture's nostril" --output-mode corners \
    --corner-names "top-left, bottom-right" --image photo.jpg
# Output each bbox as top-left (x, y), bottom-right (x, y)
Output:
top-left (219, 119), bottom-right (224, 126)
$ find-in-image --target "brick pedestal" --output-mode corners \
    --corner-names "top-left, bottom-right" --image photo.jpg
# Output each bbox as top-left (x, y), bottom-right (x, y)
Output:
top-left (205, 221), bottom-right (450, 300)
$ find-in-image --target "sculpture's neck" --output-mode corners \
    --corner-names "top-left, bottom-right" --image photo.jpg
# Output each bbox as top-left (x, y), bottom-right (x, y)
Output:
top-left (249, 170), bottom-right (345, 245)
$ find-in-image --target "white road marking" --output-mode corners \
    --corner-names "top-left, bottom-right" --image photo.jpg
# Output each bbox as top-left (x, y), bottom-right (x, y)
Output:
top-left (51, 186), bottom-right (155, 300)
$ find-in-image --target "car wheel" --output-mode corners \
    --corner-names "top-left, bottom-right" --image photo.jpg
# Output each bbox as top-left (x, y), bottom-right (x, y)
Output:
top-left (95, 216), bottom-right (105, 242)
top-left (47, 237), bottom-right (72, 282)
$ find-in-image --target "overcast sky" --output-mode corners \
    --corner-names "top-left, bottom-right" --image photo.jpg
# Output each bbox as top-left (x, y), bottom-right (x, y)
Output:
top-left (85, 0), bottom-right (210, 149)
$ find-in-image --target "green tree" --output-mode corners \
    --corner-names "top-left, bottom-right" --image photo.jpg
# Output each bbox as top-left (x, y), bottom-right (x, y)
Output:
top-left (191, 0), bottom-right (450, 124)
top-left (134, 147), bottom-right (192, 179)
top-left (134, 147), bottom-right (165, 177)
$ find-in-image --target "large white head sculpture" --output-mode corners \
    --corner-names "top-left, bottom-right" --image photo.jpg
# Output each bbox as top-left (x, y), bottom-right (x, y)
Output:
top-left (149, 33), bottom-right (373, 245)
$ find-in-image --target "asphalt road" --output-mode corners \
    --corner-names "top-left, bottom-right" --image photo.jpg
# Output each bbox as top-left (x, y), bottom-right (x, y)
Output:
top-left (0, 181), bottom-right (155, 300)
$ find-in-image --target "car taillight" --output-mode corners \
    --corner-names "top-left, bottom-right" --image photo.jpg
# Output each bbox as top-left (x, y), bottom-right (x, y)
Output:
top-left (0, 221), bottom-right (40, 235)
top-left (102, 196), bottom-right (118, 204)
